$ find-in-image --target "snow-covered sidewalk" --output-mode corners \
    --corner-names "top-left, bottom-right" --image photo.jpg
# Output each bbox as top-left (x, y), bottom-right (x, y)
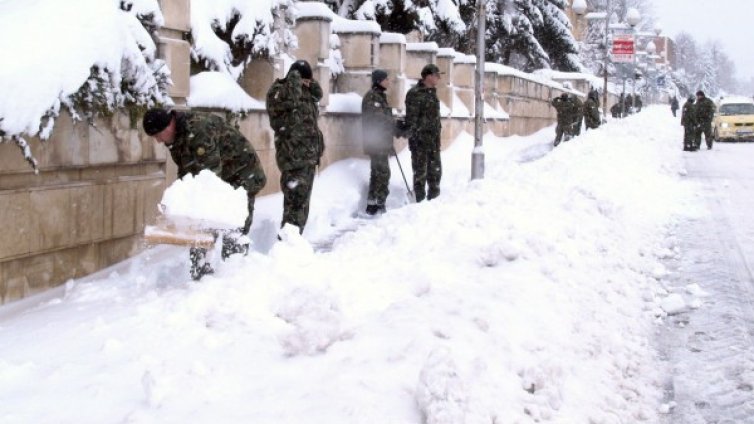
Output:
top-left (0, 107), bottom-right (692, 423)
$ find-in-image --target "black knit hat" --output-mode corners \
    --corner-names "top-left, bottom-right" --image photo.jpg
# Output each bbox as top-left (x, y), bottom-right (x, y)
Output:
top-left (289, 60), bottom-right (313, 79)
top-left (372, 69), bottom-right (388, 86)
top-left (696, 90), bottom-right (705, 97)
top-left (421, 63), bottom-right (441, 79)
top-left (142, 108), bottom-right (173, 136)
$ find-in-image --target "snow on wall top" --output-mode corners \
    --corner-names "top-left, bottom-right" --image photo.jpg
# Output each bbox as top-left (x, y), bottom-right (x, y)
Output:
top-left (332, 16), bottom-right (382, 34)
top-left (453, 53), bottom-right (476, 65)
top-left (294, 1), bottom-right (333, 21)
top-left (379, 32), bottom-right (407, 44)
top-left (187, 72), bottom-right (265, 112)
top-left (406, 42), bottom-right (439, 53)
top-left (437, 48), bottom-right (456, 57)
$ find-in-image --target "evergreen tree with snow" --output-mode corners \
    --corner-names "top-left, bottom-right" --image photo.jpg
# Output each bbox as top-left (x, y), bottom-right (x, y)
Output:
top-left (531, 0), bottom-right (582, 71)
top-left (486, 0), bottom-right (549, 71)
top-left (697, 47), bottom-right (718, 97)
top-left (190, 0), bottom-right (296, 79)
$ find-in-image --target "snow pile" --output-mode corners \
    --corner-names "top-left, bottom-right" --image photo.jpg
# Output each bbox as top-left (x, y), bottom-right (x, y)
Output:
top-left (0, 0), bottom-right (168, 141)
top-left (159, 170), bottom-right (248, 229)
top-left (327, 93), bottom-right (363, 114)
top-left (0, 107), bottom-right (691, 423)
top-left (188, 72), bottom-right (265, 111)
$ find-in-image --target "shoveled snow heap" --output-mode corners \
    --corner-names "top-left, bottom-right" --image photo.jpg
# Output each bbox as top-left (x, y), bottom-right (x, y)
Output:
top-left (0, 107), bottom-right (690, 423)
top-left (159, 170), bottom-right (248, 229)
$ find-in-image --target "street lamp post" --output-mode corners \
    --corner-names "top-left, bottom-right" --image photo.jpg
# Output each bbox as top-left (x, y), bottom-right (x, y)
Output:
top-left (471, 0), bottom-right (485, 180)
top-left (601, 0), bottom-right (611, 120)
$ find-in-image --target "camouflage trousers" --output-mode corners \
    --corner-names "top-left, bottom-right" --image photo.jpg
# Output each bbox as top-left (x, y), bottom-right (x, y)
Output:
top-left (695, 122), bottom-right (714, 149)
top-left (683, 125), bottom-right (695, 150)
top-left (410, 147), bottom-right (442, 202)
top-left (189, 194), bottom-right (255, 281)
top-left (367, 154), bottom-right (391, 207)
top-left (281, 165), bottom-right (316, 233)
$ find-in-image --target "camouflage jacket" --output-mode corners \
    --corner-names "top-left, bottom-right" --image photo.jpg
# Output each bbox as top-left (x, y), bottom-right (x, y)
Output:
top-left (552, 96), bottom-right (576, 126)
top-left (681, 101), bottom-right (696, 127)
top-left (583, 98), bottom-right (601, 129)
top-left (169, 112), bottom-right (267, 195)
top-left (405, 80), bottom-right (441, 151)
top-left (694, 97), bottom-right (716, 124)
top-left (266, 70), bottom-right (325, 171)
top-left (571, 96), bottom-right (584, 124)
top-left (361, 86), bottom-right (395, 156)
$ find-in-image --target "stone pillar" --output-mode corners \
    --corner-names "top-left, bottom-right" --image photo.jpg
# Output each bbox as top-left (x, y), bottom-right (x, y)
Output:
top-left (452, 55), bottom-right (476, 117)
top-left (405, 42), bottom-right (438, 80)
top-left (294, 3), bottom-right (333, 107)
top-left (240, 57), bottom-right (284, 102)
top-left (379, 33), bottom-right (407, 112)
top-left (333, 27), bottom-right (381, 94)
top-left (435, 48), bottom-right (455, 113)
top-left (157, 0), bottom-right (191, 107)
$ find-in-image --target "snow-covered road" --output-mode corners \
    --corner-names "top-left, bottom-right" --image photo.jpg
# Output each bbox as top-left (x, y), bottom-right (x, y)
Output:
top-left (660, 143), bottom-right (754, 423)
top-left (0, 107), bottom-right (732, 423)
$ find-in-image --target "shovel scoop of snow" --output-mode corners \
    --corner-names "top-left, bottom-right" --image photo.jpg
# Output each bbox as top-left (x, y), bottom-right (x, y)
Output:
top-left (143, 170), bottom-right (248, 248)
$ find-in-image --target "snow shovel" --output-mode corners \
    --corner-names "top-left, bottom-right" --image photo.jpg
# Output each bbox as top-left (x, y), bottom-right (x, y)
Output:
top-left (392, 147), bottom-right (415, 204)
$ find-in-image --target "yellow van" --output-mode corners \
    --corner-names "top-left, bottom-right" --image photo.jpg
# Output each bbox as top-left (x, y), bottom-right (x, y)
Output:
top-left (714, 97), bottom-right (754, 142)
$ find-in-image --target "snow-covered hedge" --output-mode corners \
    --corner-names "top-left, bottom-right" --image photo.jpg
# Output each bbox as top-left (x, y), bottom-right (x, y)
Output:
top-left (0, 0), bottom-right (171, 171)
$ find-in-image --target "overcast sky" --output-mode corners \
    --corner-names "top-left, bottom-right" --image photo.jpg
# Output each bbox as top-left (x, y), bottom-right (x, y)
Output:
top-left (652, 0), bottom-right (754, 82)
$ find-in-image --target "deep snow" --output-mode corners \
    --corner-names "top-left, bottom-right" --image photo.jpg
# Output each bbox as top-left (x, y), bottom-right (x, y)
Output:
top-left (0, 107), bottom-right (698, 423)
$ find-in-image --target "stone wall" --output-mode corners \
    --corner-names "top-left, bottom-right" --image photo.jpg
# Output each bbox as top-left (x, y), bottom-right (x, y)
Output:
top-left (0, 112), bottom-right (166, 302)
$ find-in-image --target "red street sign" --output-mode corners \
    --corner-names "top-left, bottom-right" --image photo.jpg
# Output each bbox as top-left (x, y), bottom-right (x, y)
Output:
top-left (612, 35), bottom-right (635, 63)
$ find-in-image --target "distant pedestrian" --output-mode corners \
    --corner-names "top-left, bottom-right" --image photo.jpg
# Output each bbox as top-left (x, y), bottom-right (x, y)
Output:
top-left (142, 108), bottom-right (267, 280)
top-left (681, 95), bottom-right (697, 151)
top-left (266, 60), bottom-right (325, 234)
top-left (694, 90), bottom-right (716, 150)
top-left (361, 69), bottom-right (395, 215)
top-left (405, 64), bottom-right (443, 202)
top-left (634, 95), bottom-right (643, 112)
top-left (670, 96), bottom-right (679, 117)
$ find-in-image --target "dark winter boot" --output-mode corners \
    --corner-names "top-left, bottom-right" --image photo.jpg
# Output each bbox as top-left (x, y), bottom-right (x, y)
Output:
top-left (221, 231), bottom-right (249, 260)
top-left (365, 204), bottom-right (380, 215)
top-left (189, 247), bottom-right (214, 281)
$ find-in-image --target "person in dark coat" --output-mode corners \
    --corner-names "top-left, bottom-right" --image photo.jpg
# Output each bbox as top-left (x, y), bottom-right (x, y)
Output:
top-left (670, 96), bottom-right (679, 117)
top-left (694, 90), bottom-right (717, 150)
top-left (143, 108), bottom-right (267, 280)
top-left (266, 60), bottom-right (325, 234)
top-left (361, 69), bottom-right (395, 215)
top-left (681, 95), bottom-right (697, 151)
top-left (583, 90), bottom-right (601, 130)
top-left (405, 64), bottom-right (443, 202)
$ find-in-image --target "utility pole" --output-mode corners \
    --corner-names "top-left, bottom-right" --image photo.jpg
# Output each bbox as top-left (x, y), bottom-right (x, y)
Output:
top-left (602, 0), bottom-right (611, 120)
top-left (471, 0), bottom-right (485, 180)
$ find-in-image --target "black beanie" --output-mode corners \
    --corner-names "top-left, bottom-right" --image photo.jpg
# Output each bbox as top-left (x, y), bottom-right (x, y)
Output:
top-left (289, 60), bottom-right (313, 79)
top-left (372, 69), bottom-right (388, 86)
top-left (142, 108), bottom-right (173, 136)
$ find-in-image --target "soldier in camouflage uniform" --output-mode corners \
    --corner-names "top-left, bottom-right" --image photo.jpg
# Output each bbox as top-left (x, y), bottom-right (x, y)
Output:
top-left (405, 64), bottom-right (443, 202)
top-left (681, 95), bottom-right (697, 151)
top-left (694, 90), bottom-right (717, 150)
top-left (362, 69), bottom-right (395, 215)
top-left (583, 89), bottom-right (601, 130)
top-left (570, 94), bottom-right (584, 136)
top-left (551, 93), bottom-right (574, 146)
top-left (143, 107), bottom-right (267, 280)
top-left (266, 60), bottom-right (325, 233)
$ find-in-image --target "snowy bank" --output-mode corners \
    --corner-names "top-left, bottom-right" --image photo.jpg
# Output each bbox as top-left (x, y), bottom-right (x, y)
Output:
top-left (0, 107), bottom-right (690, 423)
